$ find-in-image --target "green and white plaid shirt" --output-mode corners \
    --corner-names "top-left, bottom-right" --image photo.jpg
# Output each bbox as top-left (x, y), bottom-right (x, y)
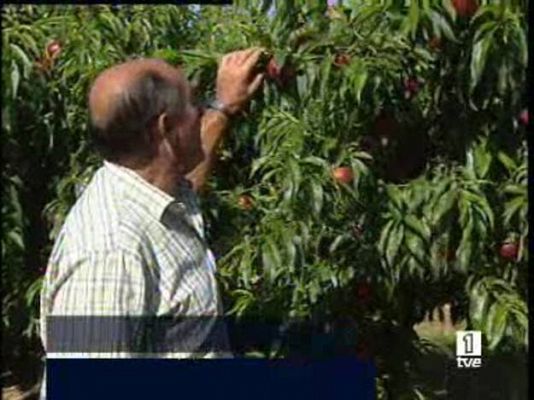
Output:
top-left (40, 161), bottom-right (229, 395)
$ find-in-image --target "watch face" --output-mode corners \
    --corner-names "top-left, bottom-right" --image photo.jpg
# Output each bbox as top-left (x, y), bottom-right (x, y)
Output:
top-left (202, 99), bottom-right (217, 109)
top-left (200, 99), bottom-right (212, 109)
top-left (205, 100), bottom-right (230, 117)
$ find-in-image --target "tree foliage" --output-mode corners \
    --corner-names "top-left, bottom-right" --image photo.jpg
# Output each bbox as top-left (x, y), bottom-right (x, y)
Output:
top-left (1, 2), bottom-right (528, 397)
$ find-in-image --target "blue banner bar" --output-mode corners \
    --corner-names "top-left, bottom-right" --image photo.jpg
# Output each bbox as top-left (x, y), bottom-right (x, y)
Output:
top-left (47, 358), bottom-right (376, 399)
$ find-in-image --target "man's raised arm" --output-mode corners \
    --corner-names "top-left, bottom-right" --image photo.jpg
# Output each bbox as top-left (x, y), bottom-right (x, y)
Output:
top-left (186, 48), bottom-right (265, 193)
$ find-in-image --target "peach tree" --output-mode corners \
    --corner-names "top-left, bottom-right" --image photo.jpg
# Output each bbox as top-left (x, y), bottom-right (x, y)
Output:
top-left (157, 1), bottom-right (528, 396)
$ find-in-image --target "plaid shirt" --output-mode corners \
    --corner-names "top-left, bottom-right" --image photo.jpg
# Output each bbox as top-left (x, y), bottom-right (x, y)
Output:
top-left (39, 161), bottom-right (229, 397)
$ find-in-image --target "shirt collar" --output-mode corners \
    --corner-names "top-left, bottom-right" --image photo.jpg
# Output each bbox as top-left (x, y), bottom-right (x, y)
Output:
top-left (103, 160), bottom-right (190, 221)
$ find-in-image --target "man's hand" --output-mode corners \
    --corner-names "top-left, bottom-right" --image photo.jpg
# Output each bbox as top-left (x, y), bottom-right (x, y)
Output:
top-left (216, 48), bottom-right (265, 116)
top-left (186, 48), bottom-right (264, 193)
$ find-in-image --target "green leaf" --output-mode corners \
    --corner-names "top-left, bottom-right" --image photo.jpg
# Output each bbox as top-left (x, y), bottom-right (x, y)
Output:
top-left (404, 215), bottom-right (431, 243)
top-left (283, 179), bottom-right (294, 203)
top-left (385, 185), bottom-right (404, 213)
top-left (386, 223), bottom-right (404, 267)
top-left (429, 10), bottom-right (457, 43)
top-left (181, 48), bottom-right (220, 63)
top-left (310, 181), bottom-right (323, 215)
top-left (486, 302), bottom-right (507, 351)
top-left (10, 63), bottom-right (20, 99)
top-left (442, 0), bottom-right (456, 19)
top-left (462, 190), bottom-right (494, 230)
top-left (405, 0), bottom-right (420, 38)
top-left (469, 284), bottom-right (488, 328)
top-left (9, 43), bottom-right (32, 74)
top-left (497, 151), bottom-right (517, 173)
top-left (349, 62), bottom-right (368, 104)
top-left (319, 57), bottom-right (332, 99)
top-left (470, 36), bottom-right (492, 93)
top-left (405, 233), bottom-right (425, 266)
top-left (431, 190), bottom-right (456, 226)
top-left (473, 143), bottom-right (492, 179)
top-left (329, 234), bottom-right (349, 254)
top-left (262, 237), bottom-right (282, 283)
top-left (152, 48), bottom-right (181, 65)
top-left (464, 149), bottom-right (477, 180)
top-left (302, 155), bottom-right (328, 168)
top-left (25, 278), bottom-right (43, 307)
top-left (473, 20), bottom-right (497, 44)
top-left (239, 248), bottom-right (253, 288)
top-left (227, 290), bottom-right (254, 316)
top-left (472, 207), bottom-right (489, 239)
top-left (288, 157), bottom-right (302, 196)
top-left (378, 219), bottom-right (394, 255)
top-left (353, 151), bottom-right (373, 162)
top-left (503, 184), bottom-right (526, 196)
top-left (503, 196), bottom-right (525, 227)
top-left (283, 230), bottom-right (297, 272)
top-left (296, 74), bottom-right (308, 101)
top-left (515, 26), bottom-right (528, 67)
top-left (308, 280), bottom-right (320, 304)
top-left (497, 61), bottom-right (508, 96)
top-left (457, 218), bottom-right (474, 271)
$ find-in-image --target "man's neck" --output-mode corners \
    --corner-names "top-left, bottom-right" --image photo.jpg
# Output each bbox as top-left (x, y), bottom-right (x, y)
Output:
top-left (122, 159), bottom-right (186, 196)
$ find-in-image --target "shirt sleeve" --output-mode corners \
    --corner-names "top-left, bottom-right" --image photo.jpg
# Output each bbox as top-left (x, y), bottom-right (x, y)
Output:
top-left (41, 249), bottom-right (152, 358)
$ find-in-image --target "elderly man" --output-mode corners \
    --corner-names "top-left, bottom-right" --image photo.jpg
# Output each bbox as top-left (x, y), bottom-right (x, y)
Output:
top-left (39, 48), bottom-right (265, 397)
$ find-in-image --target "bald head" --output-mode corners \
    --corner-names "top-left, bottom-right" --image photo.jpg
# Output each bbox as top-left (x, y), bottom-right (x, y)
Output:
top-left (88, 58), bottom-right (190, 163)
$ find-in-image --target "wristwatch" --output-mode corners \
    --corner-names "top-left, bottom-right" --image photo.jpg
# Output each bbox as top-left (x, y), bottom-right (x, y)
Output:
top-left (206, 99), bottom-right (234, 119)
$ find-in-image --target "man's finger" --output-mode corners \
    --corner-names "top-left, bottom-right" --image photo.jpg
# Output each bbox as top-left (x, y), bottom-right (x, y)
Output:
top-left (242, 47), bottom-right (263, 62)
top-left (220, 54), bottom-right (231, 67)
top-left (242, 49), bottom-right (264, 72)
top-left (227, 53), bottom-right (240, 64)
top-left (235, 47), bottom-right (261, 66)
top-left (221, 53), bottom-right (237, 67)
top-left (230, 49), bottom-right (250, 65)
top-left (248, 72), bottom-right (264, 95)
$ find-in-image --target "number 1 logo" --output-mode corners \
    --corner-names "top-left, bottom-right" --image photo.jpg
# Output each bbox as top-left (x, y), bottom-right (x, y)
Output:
top-left (456, 331), bottom-right (482, 361)
top-left (463, 332), bottom-right (474, 354)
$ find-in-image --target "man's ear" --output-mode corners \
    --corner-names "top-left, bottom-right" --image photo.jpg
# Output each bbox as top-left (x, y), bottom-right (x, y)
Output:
top-left (157, 112), bottom-right (171, 138)
top-left (156, 112), bottom-right (181, 153)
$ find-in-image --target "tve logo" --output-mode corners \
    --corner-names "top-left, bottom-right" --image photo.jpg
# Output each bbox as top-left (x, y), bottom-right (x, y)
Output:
top-left (456, 331), bottom-right (482, 368)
